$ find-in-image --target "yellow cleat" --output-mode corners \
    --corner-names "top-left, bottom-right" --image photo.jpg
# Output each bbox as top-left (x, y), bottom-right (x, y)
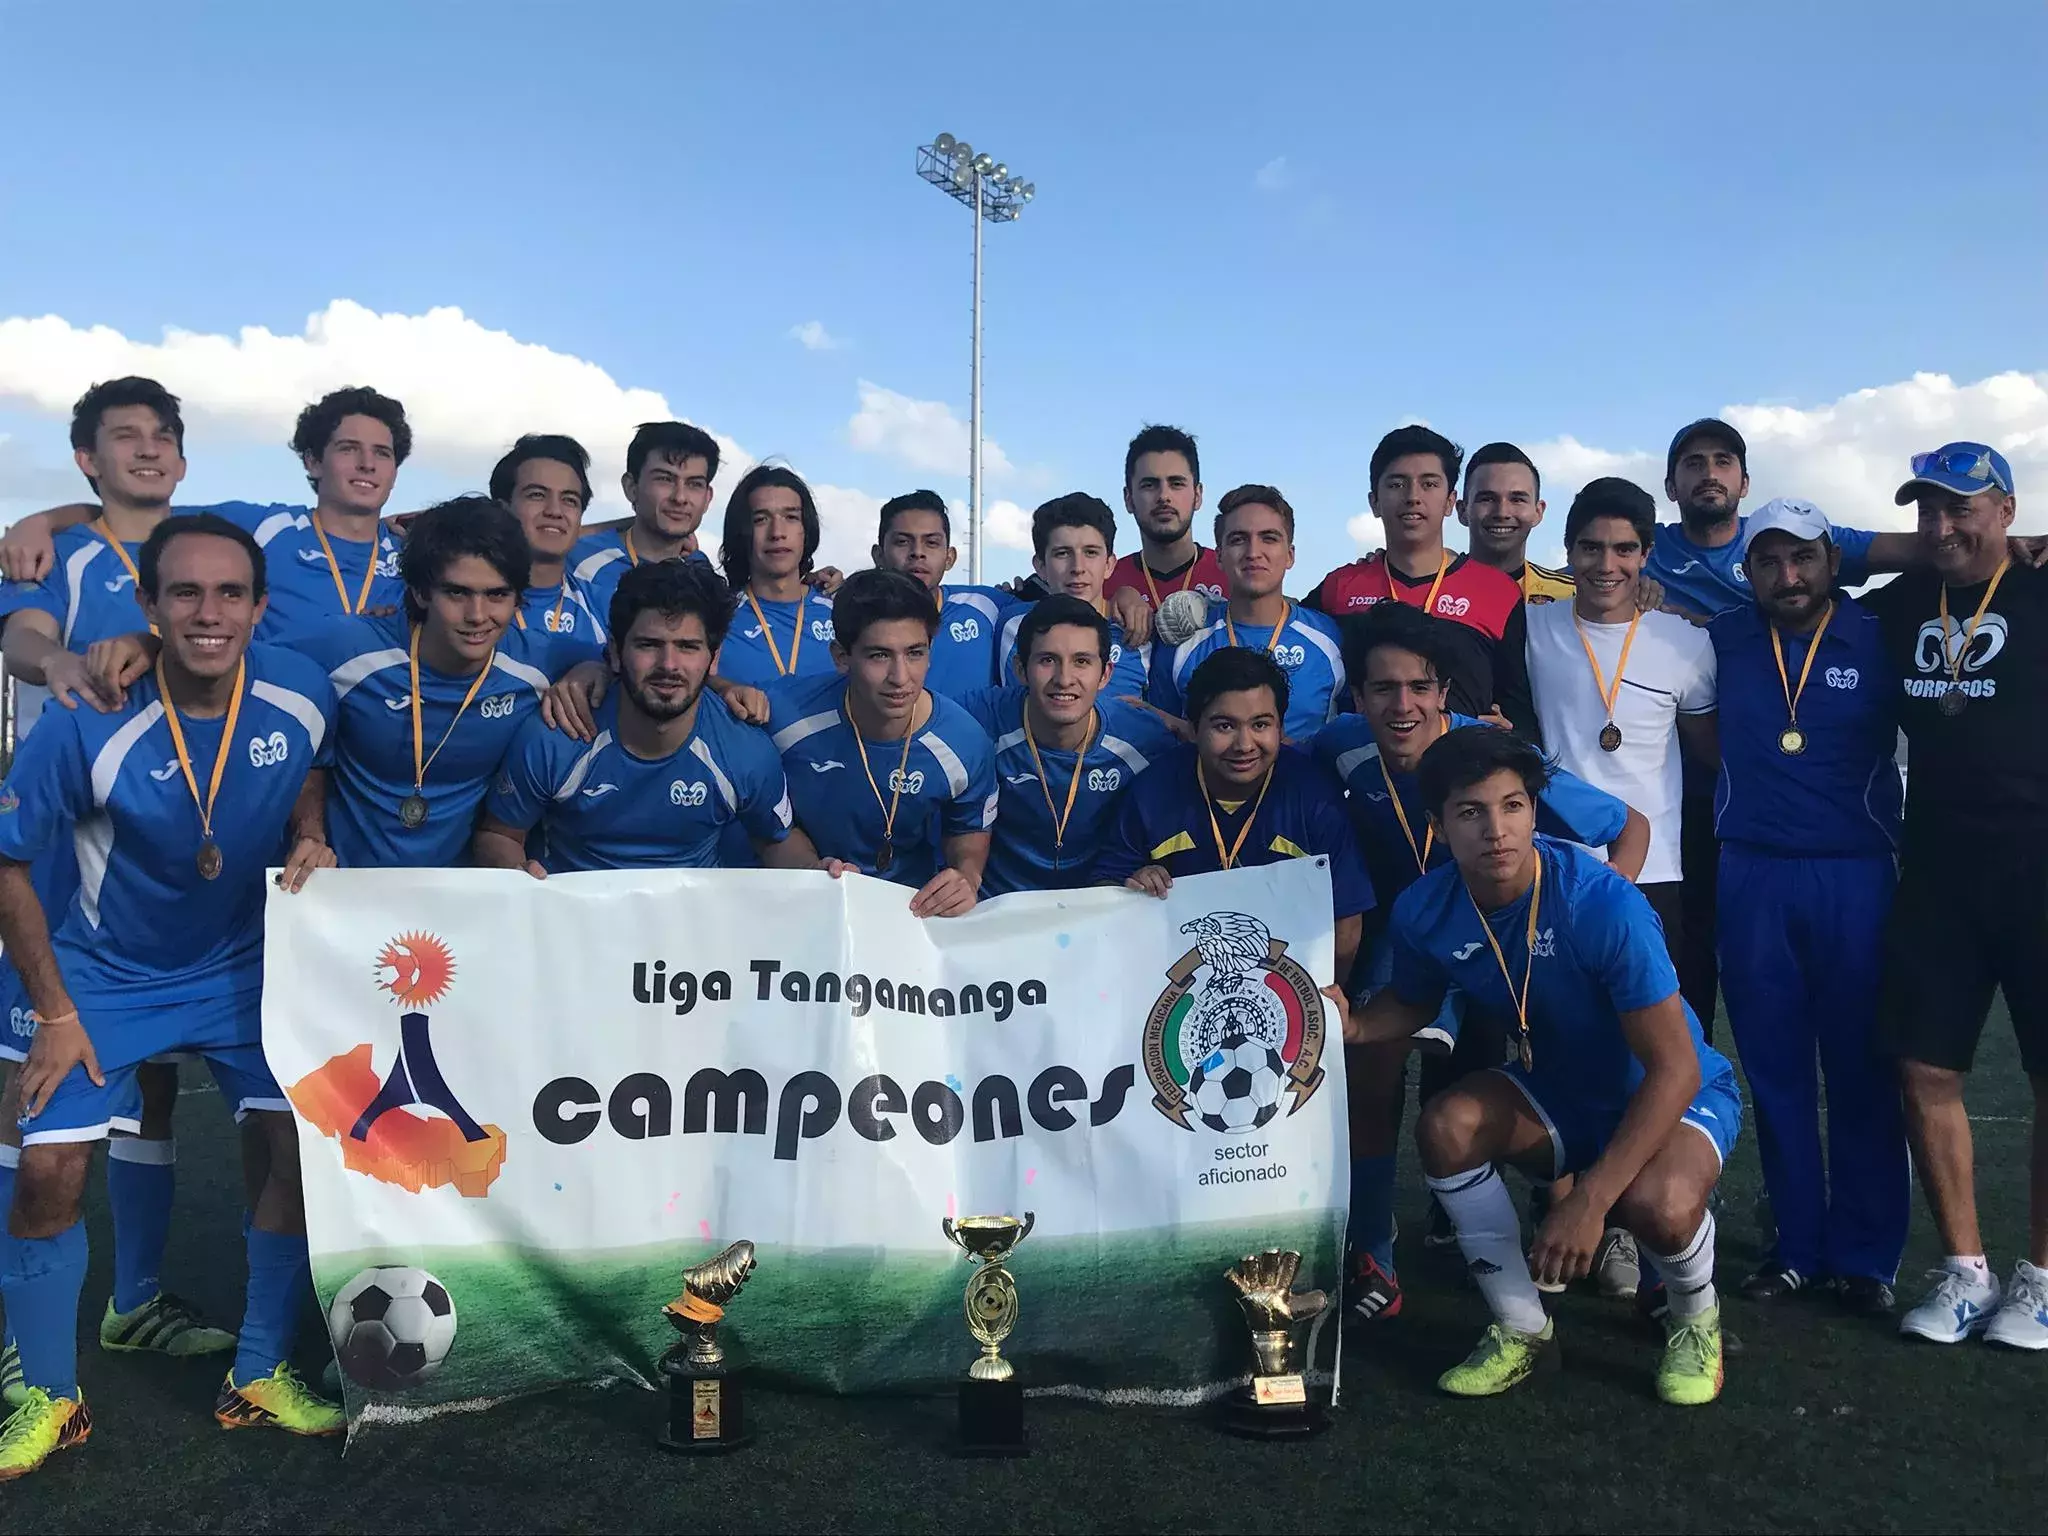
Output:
top-left (1438, 1318), bottom-right (1555, 1397)
top-left (0, 1389), bottom-right (92, 1483)
top-left (1657, 1304), bottom-right (1725, 1406)
top-left (214, 1364), bottom-right (345, 1437)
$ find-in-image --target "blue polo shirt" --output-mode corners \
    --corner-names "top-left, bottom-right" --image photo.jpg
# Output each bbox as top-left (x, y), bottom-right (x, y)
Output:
top-left (1646, 516), bottom-right (1876, 621)
top-left (1709, 597), bottom-right (1901, 858)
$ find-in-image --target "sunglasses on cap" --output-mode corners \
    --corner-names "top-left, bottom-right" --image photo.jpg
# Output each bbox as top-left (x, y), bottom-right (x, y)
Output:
top-left (1910, 448), bottom-right (2012, 495)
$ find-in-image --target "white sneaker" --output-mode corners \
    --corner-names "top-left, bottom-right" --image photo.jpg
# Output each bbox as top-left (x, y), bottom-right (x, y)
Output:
top-left (1594, 1228), bottom-right (1641, 1300)
top-left (1899, 1264), bottom-right (2001, 1343)
top-left (1985, 1260), bottom-right (2048, 1351)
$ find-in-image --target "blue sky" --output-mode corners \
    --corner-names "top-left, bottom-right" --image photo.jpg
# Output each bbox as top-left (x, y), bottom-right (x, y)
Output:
top-left (1, 1), bottom-right (2042, 582)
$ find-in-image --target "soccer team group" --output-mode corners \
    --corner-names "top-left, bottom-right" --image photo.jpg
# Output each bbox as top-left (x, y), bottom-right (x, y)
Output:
top-left (0, 374), bottom-right (2043, 1483)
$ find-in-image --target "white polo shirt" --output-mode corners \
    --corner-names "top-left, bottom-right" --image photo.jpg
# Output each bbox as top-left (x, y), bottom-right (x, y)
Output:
top-left (1525, 600), bottom-right (1716, 885)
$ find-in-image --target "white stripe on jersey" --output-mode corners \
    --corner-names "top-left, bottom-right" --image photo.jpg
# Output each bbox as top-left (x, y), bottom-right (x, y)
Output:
top-left (251, 511), bottom-right (303, 547)
top-left (61, 544), bottom-right (102, 648)
top-left (949, 590), bottom-right (1002, 626)
top-left (573, 548), bottom-right (626, 584)
top-left (329, 647), bottom-right (409, 701)
top-left (995, 727), bottom-right (1027, 752)
top-left (570, 584), bottom-right (607, 641)
top-left (689, 737), bottom-right (738, 814)
top-left (1299, 620), bottom-right (1345, 678)
top-left (1171, 622), bottom-right (1226, 686)
top-left (772, 710), bottom-right (840, 753)
top-left (1334, 741), bottom-right (1382, 779)
top-left (91, 702), bottom-right (166, 807)
top-left (1099, 732), bottom-right (1155, 775)
top-left (250, 681), bottom-right (329, 755)
top-left (74, 813), bottom-right (113, 929)
top-left (490, 652), bottom-right (551, 697)
top-left (919, 729), bottom-right (971, 797)
top-left (554, 731), bottom-right (614, 800)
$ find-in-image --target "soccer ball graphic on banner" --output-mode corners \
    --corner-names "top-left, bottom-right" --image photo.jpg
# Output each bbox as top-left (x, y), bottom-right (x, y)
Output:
top-left (1187, 1035), bottom-right (1287, 1133)
top-left (328, 1265), bottom-right (459, 1390)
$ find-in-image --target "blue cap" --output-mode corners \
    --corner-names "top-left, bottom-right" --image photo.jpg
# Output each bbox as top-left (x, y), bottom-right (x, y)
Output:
top-left (1894, 442), bottom-right (2015, 505)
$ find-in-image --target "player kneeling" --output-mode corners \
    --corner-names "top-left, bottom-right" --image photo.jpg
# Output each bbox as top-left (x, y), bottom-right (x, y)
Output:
top-left (1334, 726), bottom-right (1741, 1406)
top-left (0, 515), bottom-right (342, 1481)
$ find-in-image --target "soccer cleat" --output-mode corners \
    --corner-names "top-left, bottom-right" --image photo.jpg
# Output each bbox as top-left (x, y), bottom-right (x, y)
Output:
top-left (1, 1341), bottom-right (25, 1410)
top-left (1657, 1305), bottom-right (1725, 1406)
top-left (1437, 1318), bottom-right (1554, 1398)
top-left (1740, 1263), bottom-right (1814, 1302)
top-left (1984, 1260), bottom-right (2048, 1351)
top-left (0, 1389), bottom-right (92, 1482)
top-left (1346, 1251), bottom-right (1403, 1322)
top-left (214, 1364), bottom-right (346, 1436)
top-left (100, 1293), bottom-right (236, 1356)
top-left (1595, 1229), bottom-right (1642, 1300)
top-left (1836, 1276), bottom-right (1896, 1318)
top-left (1900, 1265), bottom-right (2000, 1344)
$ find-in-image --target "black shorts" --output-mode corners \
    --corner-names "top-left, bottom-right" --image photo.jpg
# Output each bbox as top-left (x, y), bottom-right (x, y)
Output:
top-left (1638, 880), bottom-right (1688, 973)
top-left (1878, 843), bottom-right (2048, 1075)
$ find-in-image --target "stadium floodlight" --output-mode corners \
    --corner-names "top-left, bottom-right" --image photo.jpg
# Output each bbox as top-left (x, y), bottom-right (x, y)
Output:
top-left (912, 135), bottom-right (1038, 584)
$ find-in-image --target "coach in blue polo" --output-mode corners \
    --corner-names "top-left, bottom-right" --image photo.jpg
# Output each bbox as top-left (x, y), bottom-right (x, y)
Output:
top-left (1709, 497), bottom-right (1909, 1315)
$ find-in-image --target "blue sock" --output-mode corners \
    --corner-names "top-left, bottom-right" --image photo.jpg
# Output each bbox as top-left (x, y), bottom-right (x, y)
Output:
top-left (107, 1139), bottom-right (177, 1314)
top-left (1, 1221), bottom-right (86, 1398)
top-left (0, 1148), bottom-right (17, 1353)
top-left (1348, 1153), bottom-right (1398, 1272)
top-left (233, 1226), bottom-right (309, 1387)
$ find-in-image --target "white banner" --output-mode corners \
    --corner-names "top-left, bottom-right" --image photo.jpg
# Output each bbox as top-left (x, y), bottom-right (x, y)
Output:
top-left (263, 859), bottom-right (1348, 1429)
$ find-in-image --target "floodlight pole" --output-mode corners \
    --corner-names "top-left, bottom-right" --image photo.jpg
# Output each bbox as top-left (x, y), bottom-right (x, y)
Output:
top-left (969, 172), bottom-right (984, 583)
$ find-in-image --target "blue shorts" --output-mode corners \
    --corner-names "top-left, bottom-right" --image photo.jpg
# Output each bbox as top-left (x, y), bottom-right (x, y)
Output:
top-left (1497, 1057), bottom-right (1743, 1180)
top-left (17, 995), bottom-right (285, 1147)
top-left (0, 967), bottom-right (32, 1064)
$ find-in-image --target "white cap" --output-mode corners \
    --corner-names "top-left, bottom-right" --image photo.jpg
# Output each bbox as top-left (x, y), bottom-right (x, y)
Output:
top-left (1742, 497), bottom-right (1832, 553)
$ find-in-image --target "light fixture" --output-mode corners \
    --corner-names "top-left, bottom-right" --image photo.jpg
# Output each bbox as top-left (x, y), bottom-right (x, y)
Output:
top-left (933, 132), bottom-right (956, 156)
top-left (1017, 182), bottom-right (1035, 203)
top-left (991, 163), bottom-right (1008, 183)
top-left (952, 140), bottom-right (973, 165)
top-left (971, 153), bottom-right (993, 174)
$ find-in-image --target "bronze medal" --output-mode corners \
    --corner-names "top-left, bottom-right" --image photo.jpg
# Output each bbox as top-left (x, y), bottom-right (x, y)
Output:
top-left (1937, 689), bottom-right (1967, 718)
top-left (1598, 721), bottom-right (1623, 753)
top-left (1518, 1034), bottom-right (1533, 1072)
top-left (1778, 727), bottom-right (1807, 756)
top-left (874, 840), bottom-right (894, 874)
top-left (196, 841), bottom-right (222, 881)
top-left (399, 793), bottom-right (429, 829)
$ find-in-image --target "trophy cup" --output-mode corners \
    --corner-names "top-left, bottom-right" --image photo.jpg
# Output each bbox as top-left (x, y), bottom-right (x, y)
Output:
top-left (656, 1239), bottom-right (757, 1453)
top-left (941, 1212), bottom-right (1034, 1456)
top-left (1220, 1249), bottom-right (1331, 1438)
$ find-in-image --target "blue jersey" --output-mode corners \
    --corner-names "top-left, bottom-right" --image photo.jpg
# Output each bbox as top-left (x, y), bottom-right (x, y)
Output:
top-left (486, 692), bottom-right (792, 872)
top-left (1094, 743), bottom-right (1377, 918)
top-left (517, 579), bottom-right (608, 645)
top-left (1709, 598), bottom-right (1901, 858)
top-left (960, 687), bottom-right (1178, 896)
top-left (718, 590), bottom-right (839, 688)
top-left (288, 611), bottom-right (594, 869)
top-left (926, 586), bottom-right (1020, 701)
top-left (1311, 712), bottom-right (1631, 914)
top-left (1389, 835), bottom-right (1730, 1115)
top-left (0, 644), bottom-right (334, 1008)
top-left (569, 529), bottom-right (713, 626)
top-left (1646, 515), bottom-right (1875, 621)
top-left (202, 501), bottom-right (406, 643)
top-left (766, 673), bottom-right (997, 886)
top-left (1151, 601), bottom-right (1347, 740)
top-left (993, 605), bottom-right (1152, 704)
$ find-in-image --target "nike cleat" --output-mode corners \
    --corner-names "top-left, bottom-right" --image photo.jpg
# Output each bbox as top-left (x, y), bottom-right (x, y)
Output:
top-left (214, 1364), bottom-right (345, 1436)
top-left (0, 1389), bottom-right (92, 1482)
top-left (1438, 1318), bottom-right (1555, 1398)
top-left (1657, 1305), bottom-right (1725, 1406)
top-left (101, 1293), bottom-right (236, 1356)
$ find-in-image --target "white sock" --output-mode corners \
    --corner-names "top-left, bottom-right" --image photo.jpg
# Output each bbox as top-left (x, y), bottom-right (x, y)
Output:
top-left (1650, 1211), bottom-right (1718, 1322)
top-left (1428, 1165), bottom-right (1548, 1334)
top-left (1944, 1254), bottom-right (1991, 1282)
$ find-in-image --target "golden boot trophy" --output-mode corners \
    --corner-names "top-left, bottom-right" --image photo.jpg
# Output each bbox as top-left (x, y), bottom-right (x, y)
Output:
top-left (656, 1239), bottom-right (757, 1453)
top-left (941, 1212), bottom-right (1034, 1456)
top-left (1221, 1248), bottom-right (1331, 1437)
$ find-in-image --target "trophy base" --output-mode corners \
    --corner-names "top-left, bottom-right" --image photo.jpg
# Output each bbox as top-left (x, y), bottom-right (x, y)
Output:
top-left (1219, 1378), bottom-right (1329, 1440)
top-left (956, 1377), bottom-right (1029, 1458)
top-left (657, 1359), bottom-right (753, 1454)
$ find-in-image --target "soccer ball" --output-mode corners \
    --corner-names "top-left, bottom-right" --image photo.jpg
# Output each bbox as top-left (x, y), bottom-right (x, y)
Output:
top-left (327, 1265), bottom-right (458, 1391)
top-left (1187, 1034), bottom-right (1286, 1134)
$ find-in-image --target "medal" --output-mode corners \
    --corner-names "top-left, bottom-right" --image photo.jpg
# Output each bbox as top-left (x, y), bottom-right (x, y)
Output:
top-left (404, 626), bottom-right (497, 828)
top-left (1198, 759), bottom-right (1275, 871)
top-left (1023, 706), bottom-right (1097, 869)
top-left (1937, 690), bottom-right (1967, 718)
top-left (1778, 727), bottom-right (1807, 755)
top-left (1768, 600), bottom-right (1833, 763)
top-left (1464, 848), bottom-right (1543, 1075)
top-left (846, 694), bottom-right (920, 875)
top-left (1576, 609), bottom-right (1641, 761)
top-left (1518, 1035), bottom-right (1533, 1072)
top-left (155, 657), bottom-right (246, 885)
top-left (312, 517), bottom-right (382, 615)
top-left (1936, 561), bottom-right (2009, 718)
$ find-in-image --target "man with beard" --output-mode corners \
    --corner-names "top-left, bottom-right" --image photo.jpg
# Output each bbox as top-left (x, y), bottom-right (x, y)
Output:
top-left (491, 435), bottom-right (608, 644)
top-left (475, 560), bottom-right (817, 874)
top-left (715, 467), bottom-right (840, 687)
top-left (569, 421), bottom-right (719, 618)
top-left (1709, 499), bottom-right (1907, 1314)
top-left (1103, 425), bottom-right (1229, 611)
top-left (1458, 442), bottom-right (1575, 604)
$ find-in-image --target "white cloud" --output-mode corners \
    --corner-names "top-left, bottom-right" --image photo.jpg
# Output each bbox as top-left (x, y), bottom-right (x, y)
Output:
top-left (1254, 156), bottom-right (1295, 193)
top-left (0, 300), bottom-right (912, 572)
top-left (983, 499), bottom-right (1032, 553)
top-left (788, 320), bottom-right (843, 352)
top-left (1344, 511), bottom-right (1386, 553)
top-left (847, 379), bottom-right (1013, 478)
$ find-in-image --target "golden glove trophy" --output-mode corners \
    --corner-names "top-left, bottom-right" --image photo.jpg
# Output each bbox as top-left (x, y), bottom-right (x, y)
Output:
top-left (1221, 1248), bottom-right (1331, 1438)
top-left (656, 1239), bottom-right (757, 1453)
top-left (941, 1212), bottom-right (1034, 1456)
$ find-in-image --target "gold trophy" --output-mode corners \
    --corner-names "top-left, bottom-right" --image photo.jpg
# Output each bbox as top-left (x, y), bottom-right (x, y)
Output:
top-left (1221, 1249), bottom-right (1331, 1438)
top-left (941, 1212), bottom-right (1034, 1455)
top-left (656, 1239), bottom-right (757, 1453)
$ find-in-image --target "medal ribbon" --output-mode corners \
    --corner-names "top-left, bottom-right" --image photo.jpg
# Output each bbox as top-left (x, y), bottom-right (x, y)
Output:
top-left (1938, 559), bottom-right (2010, 689)
top-left (1384, 551), bottom-right (1449, 613)
top-left (624, 529), bottom-right (641, 568)
top-left (1769, 599), bottom-right (1835, 734)
top-left (408, 626), bottom-right (496, 796)
top-left (1464, 849), bottom-right (1543, 1068)
top-left (846, 699), bottom-right (918, 853)
top-left (155, 656), bottom-right (245, 849)
top-left (1023, 708), bottom-right (1097, 854)
top-left (1141, 551), bottom-right (1203, 608)
top-left (747, 589), bottom-right (805, 677)
top-left (1574, 609), bottom-right (1642, 733)
top-left (89, 521), bottom-right (156, 636)
top-left (1197, 759), bottom-right (1275, 871)
top-left (1222, 600), bottom-right (1291, 655)
top-left (312, 519), bottom-right (380, 615)
top-left (514, 583), bottom-right (572, 633)
top-left (1378, 717), bottom-right (1449, 873)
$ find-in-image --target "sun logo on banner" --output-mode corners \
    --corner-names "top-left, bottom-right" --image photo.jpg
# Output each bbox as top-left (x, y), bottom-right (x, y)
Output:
top-left (375, 931), bottom-right (456, 1008)
top-left (1140, 910), bottom-right (1327, 1134)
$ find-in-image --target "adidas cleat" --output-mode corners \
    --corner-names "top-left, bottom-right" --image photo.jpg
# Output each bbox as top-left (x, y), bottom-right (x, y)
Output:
top-left (101, 1292), bottom-right (236, 1356)
top-left (1, 1340), bottom-right (25, 1410)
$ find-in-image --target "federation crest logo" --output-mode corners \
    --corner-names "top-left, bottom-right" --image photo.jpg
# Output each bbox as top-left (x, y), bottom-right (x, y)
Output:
top-left (1141, 910), bottom-right (1327, 1134)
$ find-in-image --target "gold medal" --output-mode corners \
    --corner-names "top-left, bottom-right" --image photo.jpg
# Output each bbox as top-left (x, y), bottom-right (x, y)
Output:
top-left (1576, 610), bottom-right (1641, 760)
top-left (1769, 601), bottom-right (1833, 763)
top-left (1023, 707), bottom-right (1097, 872)
top-left (404, 626), bottom-right (496, 825)
top-left (155, 657), bottom-right (245, 883)
top-left (1777, 727), bottom-right (1807, 756)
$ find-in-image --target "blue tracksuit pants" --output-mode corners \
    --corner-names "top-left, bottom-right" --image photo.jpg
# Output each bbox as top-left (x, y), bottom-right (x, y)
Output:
top-left (1717, 846), bottom-right (1910, 1283)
